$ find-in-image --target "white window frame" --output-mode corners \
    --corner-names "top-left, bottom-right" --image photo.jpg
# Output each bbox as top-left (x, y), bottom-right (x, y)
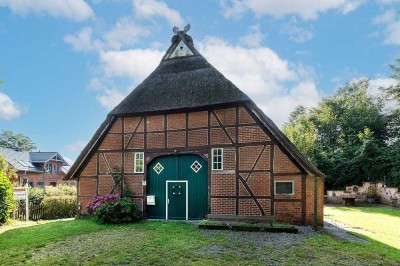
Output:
top-left (274, 181), bottom-right (294, 195)
top-left (211, 148), bottom-right (223, 171)
top-left (46, 163), bottom-right (52, 174)
top-left (134, 152), bottom-right (144, 173)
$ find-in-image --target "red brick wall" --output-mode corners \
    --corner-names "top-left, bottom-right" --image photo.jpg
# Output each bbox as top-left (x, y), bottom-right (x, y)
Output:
top-left (305, 176), bottom-right (324, 225)
top-left (76, 106), bottom-right (322, 225)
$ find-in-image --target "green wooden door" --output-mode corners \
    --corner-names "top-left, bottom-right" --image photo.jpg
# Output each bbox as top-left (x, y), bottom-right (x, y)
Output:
top-left (146, 154), bottom-right (207, 220)
top-left (167, 181), bottom-right (187, 220)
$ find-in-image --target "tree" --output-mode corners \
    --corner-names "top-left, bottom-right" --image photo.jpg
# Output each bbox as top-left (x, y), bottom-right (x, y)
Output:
top-left (283, 80), bottom-right (395, 189)
top-left (0, 155), bottom-right (16, 224)
top-left (0, 130), bottom-right (36, 151)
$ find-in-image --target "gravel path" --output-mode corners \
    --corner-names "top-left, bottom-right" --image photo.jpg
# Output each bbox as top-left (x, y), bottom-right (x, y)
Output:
top-left (323, 219), bottom-right (368, 243)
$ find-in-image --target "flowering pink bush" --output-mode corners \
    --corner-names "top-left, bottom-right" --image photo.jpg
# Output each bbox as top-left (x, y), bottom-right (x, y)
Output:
top-left (86, 194), bottom-right (141, 224)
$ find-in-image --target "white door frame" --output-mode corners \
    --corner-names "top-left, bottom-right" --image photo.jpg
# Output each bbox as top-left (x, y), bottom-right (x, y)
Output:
top-left (166, 180), bottom-right (188, 220)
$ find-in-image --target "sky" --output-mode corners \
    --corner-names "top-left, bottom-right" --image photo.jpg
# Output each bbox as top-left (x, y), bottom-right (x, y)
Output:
top-left (0, 0), bottom-right (400, 164)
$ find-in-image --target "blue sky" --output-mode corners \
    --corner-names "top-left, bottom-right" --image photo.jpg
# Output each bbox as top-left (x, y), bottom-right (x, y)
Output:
top-left (0, 0), bottom-right (399, 163)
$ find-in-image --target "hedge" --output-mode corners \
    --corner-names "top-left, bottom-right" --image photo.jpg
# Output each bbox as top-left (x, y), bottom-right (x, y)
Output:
top-left (42, 196), bottom-right (77, 219)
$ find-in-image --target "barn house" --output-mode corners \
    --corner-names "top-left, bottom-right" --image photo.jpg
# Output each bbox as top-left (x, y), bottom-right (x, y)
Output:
top-left (64, 26), bottom-right (324, 226)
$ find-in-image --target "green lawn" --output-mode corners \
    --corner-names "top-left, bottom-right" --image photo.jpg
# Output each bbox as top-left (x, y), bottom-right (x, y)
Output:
top-left (1, 219), bottom-right (400, 265)
top-left (325, 205), bottom-right (400, 249)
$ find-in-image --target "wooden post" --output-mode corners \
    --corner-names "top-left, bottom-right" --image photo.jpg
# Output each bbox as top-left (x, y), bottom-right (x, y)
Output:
top-left (314, 175), bottom-right (318, 230)
top-left (25, 183), bottom-right (29, 222)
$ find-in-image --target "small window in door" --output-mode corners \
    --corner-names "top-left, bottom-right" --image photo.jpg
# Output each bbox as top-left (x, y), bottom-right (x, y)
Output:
top-left (134, 152), bottom-right (144, 173)
top-left (274, 181), bottom-right (294, 195)
top-left (212, 148), bottom-right (223, 170)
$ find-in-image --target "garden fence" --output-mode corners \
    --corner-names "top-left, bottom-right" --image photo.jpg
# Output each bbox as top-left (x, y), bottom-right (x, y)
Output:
top-left (11, 203), bottom-right (44, 221)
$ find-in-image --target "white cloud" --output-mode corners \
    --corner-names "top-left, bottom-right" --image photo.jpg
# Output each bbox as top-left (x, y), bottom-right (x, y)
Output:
top-left (64, 27), bottom-right (98, 52)
top-left (369, 77), bottom-right (397, 96)
top-left (0, 91), bottom-right (23, 120)
top-left (63, 156), bottom-right (75, 166)
top-left (220, 0), bottom-right (248, 19)
top-left (220, 0), bottom-right (364, 20)
top-left (198, 37), bottom-right (320, 126)
top-left (64, 18), bottom-right (150, 52)
top-left (239, 24), bottom-right (265, 47)
top-left (259, 81), bottom-right (320, 126)
top-left (0, 0), bottom-right (94, 21)
top-left (96, 88), bottom-right (128, 109)
top-left (342, 0), bottom-right (365, 15)
top-left (199, 36), bottom-right (299, 98)
top-left (133, 0), bottom-right (184, 26)
top-left (280, 18), bottom-right (314, 43)
top-left (64, 140), bottom-right (88, 152)
top-left (373, 9), bottom-right (400, 45)
top-left (99, 49), bottom-right (164, 81)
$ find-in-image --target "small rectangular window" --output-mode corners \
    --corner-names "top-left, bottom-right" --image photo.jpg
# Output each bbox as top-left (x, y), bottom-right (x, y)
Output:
top-left (28, 182), bottom-right (34, 188)
top-left (212, 148), bottom-right (223, 170)
top-left (50, 182), bottom-right (57, 187)
top-left (275, 181), bottom-right (294, 195)
top-left (54, 164), bottom-right (59, 174)
top-left (47, 163), bottom-right (52, 174)
top-left (37, 182), bottom-right (44, 187)
top-left (134, 152), bottom-right (144, 173)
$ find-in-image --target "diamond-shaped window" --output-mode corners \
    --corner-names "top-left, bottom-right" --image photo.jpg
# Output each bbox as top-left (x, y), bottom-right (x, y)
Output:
top-left (191, 161), bottom-right (202, 173)
top-left (153, 162), bottom-right (164, 174)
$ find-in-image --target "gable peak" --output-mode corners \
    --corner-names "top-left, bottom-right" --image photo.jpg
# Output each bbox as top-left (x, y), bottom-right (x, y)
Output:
top-left (163, 24), bottom-right (198, 60)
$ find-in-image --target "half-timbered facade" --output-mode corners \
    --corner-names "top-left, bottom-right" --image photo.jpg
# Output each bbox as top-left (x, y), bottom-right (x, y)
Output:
top-left (64, 26), bottom-right (324, 226)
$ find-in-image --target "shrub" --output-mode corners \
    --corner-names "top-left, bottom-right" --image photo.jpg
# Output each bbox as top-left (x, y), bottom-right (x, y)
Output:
top-left (42, 196), bottom-right (77, 219)
top-left (27, 185), bottom-right (77, 205)
top-left (28, 187), bottom-right (45, 204)
top-left (0, 170), bottom-right (15, 224)
top-left (86, 194), bottom-right (141, 224)
top-left (44, 185), bottom-right (77, 197)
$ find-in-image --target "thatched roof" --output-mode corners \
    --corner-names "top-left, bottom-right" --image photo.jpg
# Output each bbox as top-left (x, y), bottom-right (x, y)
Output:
top-left (109, 34), bottom-right (250, 116)
top-left (64, 29), bottom-right (323, 180)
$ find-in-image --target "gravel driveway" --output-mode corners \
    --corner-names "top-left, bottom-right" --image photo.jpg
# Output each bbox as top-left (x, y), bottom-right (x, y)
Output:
top-left (199, 226), bottom-right (319, 250)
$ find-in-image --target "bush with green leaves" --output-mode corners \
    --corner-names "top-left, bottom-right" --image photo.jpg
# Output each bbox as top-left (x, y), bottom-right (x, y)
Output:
top-left (0, 170), bottom-right (15, 224)
top-left (44, 184), bottom-right (77, 197)
top-left (42, 196), bottom-right (77, 219)
top-left (86, 194), bottom-right (141, 224)
top-left (28, 185), bottom-right (77, 204)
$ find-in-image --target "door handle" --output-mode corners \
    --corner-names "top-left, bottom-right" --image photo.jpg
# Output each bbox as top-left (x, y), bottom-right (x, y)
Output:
top-left (168, 198), bottom-right (170, 205)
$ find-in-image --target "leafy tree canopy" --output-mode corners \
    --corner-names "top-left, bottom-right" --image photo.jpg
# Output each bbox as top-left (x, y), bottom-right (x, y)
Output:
top-left (283, 79), bottom-right (399, 189)
top-left (0, 130), bottom-right (36, 152)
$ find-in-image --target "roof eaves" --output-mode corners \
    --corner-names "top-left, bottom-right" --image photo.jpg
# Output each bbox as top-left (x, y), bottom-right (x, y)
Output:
top-left (63, 116), bottom-right (117, 180)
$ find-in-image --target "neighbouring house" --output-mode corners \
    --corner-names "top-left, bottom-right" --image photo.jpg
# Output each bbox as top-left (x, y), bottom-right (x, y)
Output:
top-left (64, 26), bottom-right (324, 226)
top-left (0, 147), bottom-right (75, 187)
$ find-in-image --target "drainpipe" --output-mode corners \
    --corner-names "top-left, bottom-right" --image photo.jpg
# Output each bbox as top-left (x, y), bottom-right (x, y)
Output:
top-left (313, 174), bottom-right (318, 230)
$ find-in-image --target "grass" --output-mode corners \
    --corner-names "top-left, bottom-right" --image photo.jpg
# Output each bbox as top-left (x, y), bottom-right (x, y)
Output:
top-left (1, 218), bottom-right (400, 265)
top-left (324, 205), bottom-right (400, 249)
